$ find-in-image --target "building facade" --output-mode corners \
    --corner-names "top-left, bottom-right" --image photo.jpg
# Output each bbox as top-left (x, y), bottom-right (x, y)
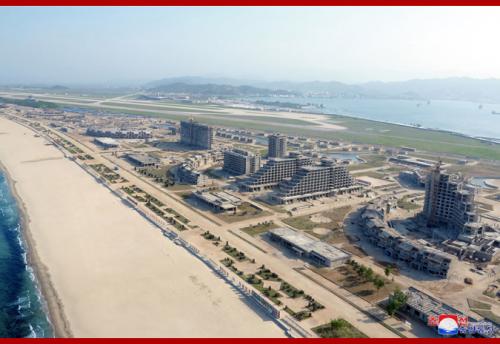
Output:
top-left (241, 154), bottom-right (313, 191)
top-left (177, 164), bottom-right (209, 186)
top-left (360, 203), bottom-right (453, 278)
top-left (180, 119), bottom-right (214, 150)
top-left (223, 149), bottom-right (261, 175)
top-left (272, 159), bottom-right (356, 203)
top-left (423, 163), bottom-right (480, 236)
top-left (268, 134), bottom-right (287, 158)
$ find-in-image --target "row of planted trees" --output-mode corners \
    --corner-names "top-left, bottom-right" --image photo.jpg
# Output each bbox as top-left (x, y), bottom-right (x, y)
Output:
top-left (347, 260), bottom-right (386, 292)
top-left (347, 260), bottom-right (407, 316)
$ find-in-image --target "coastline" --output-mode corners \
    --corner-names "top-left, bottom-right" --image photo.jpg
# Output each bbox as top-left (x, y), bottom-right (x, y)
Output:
top-left (0, 116), bottom-right (286, 337)
top-left (223, 96), bottom-right (500, 144)
top-left (1, 92), bottom-right (500, 148)
top-left (0, 161), bottom-right (73, 338)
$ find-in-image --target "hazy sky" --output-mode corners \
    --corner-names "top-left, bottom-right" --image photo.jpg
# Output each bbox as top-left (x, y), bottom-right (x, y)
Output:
top-left (1, 7), bottom-right (500, 85)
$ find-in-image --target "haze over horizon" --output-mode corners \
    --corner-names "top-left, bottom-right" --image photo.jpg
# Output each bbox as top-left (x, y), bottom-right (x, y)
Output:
top-left (2, 7), bottom-right (500, 85)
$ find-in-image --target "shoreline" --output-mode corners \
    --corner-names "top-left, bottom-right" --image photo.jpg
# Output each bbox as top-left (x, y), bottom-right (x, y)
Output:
top-left (0, 161), bottom-right (73, 338)
top-left (0, 116), bottom-right (286, 337)
top-left (225, 98), bottom-right (500, 144)
top-left (1, 91), bottom-right (500, 146)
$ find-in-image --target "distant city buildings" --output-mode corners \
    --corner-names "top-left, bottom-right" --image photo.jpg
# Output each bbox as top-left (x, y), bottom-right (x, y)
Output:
top-left (86, 127), bottom-right (152, 139)
top-left (241, 153), bottom-right (313, 191)
top-left (272, 159), bottom-right (357, 204)
top-left (423, 163), bottom-right (480, 237)
top-left (223, 149), bottom-right (261, 176)
top-left (268, 134), bottom-right (287, 158)
top-left (180, 119), bottom-right (213, 150)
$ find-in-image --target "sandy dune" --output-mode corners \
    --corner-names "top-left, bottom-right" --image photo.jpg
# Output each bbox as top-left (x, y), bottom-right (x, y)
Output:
top-left (0, 117), bottom-right (285, 338)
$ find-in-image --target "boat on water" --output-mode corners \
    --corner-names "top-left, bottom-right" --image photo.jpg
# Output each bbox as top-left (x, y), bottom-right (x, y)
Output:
top-left (492, 111), bottom-right (500, 115)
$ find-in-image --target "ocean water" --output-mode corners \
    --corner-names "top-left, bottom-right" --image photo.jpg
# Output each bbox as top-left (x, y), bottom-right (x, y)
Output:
top-left (248, 97), bottom-right (500, 139)
top-left (0, 171), bottom-right (53, 338)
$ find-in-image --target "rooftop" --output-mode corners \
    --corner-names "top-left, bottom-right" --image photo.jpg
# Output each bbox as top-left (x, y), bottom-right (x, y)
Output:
top-left (94, 137), bottom-right (118, 145)
top-left (126, 154), bottom-right (158, 165)
top-left (269, 227), bottom-right (350, 262)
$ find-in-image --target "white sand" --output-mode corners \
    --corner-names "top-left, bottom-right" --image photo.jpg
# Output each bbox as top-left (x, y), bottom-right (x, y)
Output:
top-left (312, 228), bottom-right (331, 236)
top-left (0, 117), bottom-right (285, 338)
top-left (310, 214), bottom-right (331, 224)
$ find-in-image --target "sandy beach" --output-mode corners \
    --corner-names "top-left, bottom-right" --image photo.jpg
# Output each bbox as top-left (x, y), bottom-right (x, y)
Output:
top-left (0, 116), bottom-right (285, 337)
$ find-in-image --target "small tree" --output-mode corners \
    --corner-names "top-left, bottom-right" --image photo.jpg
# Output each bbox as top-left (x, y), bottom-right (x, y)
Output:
top-left (373, 277), bottom-right (385, 293)
top-left (364, 267), bottom-right (374, 282)
top-left (386, 288), bottom-right (407, 316)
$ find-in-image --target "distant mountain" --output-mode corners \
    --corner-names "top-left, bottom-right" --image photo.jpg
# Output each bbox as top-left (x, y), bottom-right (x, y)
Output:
top-left (258, 80), bottom-right (364, 97)
top-left (145, 76), bottom-right (250, 88)
top-left (359, 77), bottom-right (500, 103)
top-left (146, 76), bottom-right (500, 103)
top-left (49, 85), bottom-right (70, 90)
top-left (147, 82), bottom-right (296, 97)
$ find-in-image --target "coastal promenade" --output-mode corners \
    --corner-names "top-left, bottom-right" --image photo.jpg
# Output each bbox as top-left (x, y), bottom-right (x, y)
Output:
top-left (0, 116), bottom-right (286, 338)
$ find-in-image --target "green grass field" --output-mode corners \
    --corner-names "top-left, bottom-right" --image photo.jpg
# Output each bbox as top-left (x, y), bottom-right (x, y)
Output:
top-left (3, 92), bottom-right (500, 160)
top-left (313, 318), bottom-right (367, 338)
top-left (100, 101), bottom-right (223, 114)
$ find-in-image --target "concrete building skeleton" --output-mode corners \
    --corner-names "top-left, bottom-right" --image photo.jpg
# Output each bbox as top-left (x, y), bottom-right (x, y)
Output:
top-left (360, 203), bottom-right (453, 278)
top-left (268, 134), bottom-right (287, 158)
top-left (272, 159), bottom-right (357, 204)
top-left (223, 149), bottom-right (261, 176)
top-left (423, 163), bottom-right (480, 237)
top-left (180, 119), bottom-right (214, 150)
top-left (241, 153), bottom-right (313, 191)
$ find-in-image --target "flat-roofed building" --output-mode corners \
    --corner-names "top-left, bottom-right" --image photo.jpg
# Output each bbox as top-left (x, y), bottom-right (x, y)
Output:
top-left (192, 190), bottom-right (242, 213)
top-left (93, 137), bottom-right (119, 149)
top-left (125, 154), bottom-right (159, 167)
top-left (402, 287), bottom-right (499, 338)
top-left (268, 227), bottom-right (350, 267)
top-left (223, 149), bottom-right (261, 176)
